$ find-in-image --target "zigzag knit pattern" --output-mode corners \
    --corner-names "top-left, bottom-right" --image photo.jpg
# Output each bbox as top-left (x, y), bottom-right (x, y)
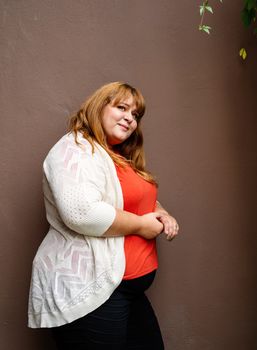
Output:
top-left (28, 133), bottom-right (125, 328)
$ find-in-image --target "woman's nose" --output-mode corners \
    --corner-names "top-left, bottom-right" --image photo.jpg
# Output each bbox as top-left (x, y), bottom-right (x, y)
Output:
top-left (123, 111), bottom-right (133, 123)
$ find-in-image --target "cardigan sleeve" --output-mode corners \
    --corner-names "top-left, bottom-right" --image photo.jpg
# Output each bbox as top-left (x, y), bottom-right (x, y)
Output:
top-left (43, 139), bottom-right (116, 237)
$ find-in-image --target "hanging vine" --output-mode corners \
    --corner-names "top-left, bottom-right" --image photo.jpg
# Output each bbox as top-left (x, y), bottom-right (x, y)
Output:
top-left (198, 0), bottom-right (222, 35)
top-left (198, 1), bottom-right (257, 60)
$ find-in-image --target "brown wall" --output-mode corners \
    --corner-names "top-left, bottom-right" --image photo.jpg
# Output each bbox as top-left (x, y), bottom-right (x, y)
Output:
top-left (1, 1), bottom-right (256, 349)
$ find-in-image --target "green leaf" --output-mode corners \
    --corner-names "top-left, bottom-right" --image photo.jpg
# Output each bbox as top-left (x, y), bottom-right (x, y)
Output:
top-left (200, 5), bottom-right (205, 16)
top-left (241, 8), bottom-right (255, 27)
top-left (201, 25), bottom-right (212, 34)
top-left (205, 6), bottom-right (213, 14)
top-left (203, 28), bottom-right (211, 34)
top-left (245, 0), bottom-right (257, 11)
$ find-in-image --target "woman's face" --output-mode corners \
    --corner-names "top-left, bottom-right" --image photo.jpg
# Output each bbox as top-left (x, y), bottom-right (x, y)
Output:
top-left (101, 95), bottom-right (139, 146)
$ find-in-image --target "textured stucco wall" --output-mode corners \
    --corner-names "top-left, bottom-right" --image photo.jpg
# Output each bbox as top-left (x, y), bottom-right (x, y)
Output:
top-left (0, 1), bottom-right (256, 349)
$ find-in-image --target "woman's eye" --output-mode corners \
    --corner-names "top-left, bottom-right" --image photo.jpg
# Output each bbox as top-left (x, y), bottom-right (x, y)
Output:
top-left (118, 105), bottom-right (125, 111)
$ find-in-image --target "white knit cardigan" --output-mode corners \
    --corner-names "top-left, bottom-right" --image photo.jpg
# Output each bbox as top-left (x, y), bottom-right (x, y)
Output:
top-left (28, 132), bottom-right (125, 328)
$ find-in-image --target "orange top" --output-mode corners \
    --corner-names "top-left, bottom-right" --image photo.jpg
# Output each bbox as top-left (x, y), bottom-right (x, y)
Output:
top-left (115, 163), bottom-right (158, 280)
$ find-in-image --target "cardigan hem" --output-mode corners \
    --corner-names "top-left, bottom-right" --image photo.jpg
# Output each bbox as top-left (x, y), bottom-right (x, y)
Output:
top-left (28, 261), bottom-right (125, 328)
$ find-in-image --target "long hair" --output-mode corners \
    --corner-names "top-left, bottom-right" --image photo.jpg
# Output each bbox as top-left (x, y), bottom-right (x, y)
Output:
top-left (69, 82), bottom-right (156, 184)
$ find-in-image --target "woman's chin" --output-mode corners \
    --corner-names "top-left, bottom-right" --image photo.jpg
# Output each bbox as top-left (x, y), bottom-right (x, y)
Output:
top-left (107, 136), bottom-right (128, 146)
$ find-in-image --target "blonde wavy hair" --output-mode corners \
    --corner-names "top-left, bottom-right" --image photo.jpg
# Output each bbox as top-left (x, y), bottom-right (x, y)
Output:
top-left (69, 82), bottom-right (156, 184)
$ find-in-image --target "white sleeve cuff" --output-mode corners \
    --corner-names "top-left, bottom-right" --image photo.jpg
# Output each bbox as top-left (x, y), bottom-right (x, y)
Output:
top-left (66, 201), bottom-right (117, 237)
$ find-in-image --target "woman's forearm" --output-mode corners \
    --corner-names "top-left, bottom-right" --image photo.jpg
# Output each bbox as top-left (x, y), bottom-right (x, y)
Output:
top-left (103, 209), bottom-right (163, 239)
top-left (103, 209), bottom-right (142, 237)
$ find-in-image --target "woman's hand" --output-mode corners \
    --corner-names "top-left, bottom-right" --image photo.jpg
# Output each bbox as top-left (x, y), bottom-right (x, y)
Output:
top-left (155, 201), bottom-right (179, 241)
top-left (157, 214), bottom-right (179, 241)
top-left (138, 213), bottom-right (164, 240)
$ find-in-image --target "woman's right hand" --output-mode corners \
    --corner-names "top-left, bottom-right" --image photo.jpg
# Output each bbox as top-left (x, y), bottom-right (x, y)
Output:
top-left (138, 213), bottom-right (164, 239)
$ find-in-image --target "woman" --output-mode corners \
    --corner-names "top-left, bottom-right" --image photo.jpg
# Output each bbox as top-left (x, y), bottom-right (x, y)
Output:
top-left (28, 82), bottom-right (179, 349)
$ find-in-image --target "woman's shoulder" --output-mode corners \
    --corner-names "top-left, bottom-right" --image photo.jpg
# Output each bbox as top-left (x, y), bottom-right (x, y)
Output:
top-left (43, 132), bottom-right (111, 169)
top-left (44, 132), bottom-right (93, 159)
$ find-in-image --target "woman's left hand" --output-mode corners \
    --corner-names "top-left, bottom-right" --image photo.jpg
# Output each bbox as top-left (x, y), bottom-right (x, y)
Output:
top-left (156, 213), bottom-right (179, 241)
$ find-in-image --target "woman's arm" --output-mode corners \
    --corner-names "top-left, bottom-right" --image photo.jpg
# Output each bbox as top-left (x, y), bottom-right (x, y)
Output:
top-left (155, 201), bottom-right (179, 241)
top-left (103, 209), bottom-right (164, 240)
top-left (44, 137), bottom-right (164, 239)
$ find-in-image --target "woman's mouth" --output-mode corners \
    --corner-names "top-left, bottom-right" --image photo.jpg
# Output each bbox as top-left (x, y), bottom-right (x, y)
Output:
top-left (118, 123), bottom-right (129, 131)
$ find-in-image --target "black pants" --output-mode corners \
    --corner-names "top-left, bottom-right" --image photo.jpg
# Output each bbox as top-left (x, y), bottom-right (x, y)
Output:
top-left (52, 270), bottom-right (164, 349)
